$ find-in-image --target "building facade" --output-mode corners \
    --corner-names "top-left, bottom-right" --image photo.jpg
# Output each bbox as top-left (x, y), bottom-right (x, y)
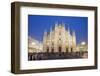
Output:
top-left (28, 36), bottom-right (43, 53)
top-left (43, 23), bottom-right (77, 53)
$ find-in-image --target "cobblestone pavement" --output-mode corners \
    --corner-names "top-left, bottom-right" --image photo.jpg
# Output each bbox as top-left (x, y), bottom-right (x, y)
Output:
top-left (28, 52), bottom-right (88, 61)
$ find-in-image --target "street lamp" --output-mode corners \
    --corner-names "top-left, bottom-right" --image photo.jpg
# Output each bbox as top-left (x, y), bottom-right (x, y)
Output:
top-left (81, 41), bottom-right (86, 45)
top-left (32, 42), bottom-right (36, 45)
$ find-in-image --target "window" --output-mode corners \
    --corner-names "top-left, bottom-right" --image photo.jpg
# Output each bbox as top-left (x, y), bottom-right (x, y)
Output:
top-left (66, 48), bottom-right (68, 53)
top-left (47, 47), bottom-right (49, 52)
top-left (59, 46), bottom-right (62, 52)
top-left (51, 48), bottom-right (54, 52)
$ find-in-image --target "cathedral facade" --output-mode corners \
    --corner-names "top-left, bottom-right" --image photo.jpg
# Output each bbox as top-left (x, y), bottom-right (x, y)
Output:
top-left (43, 23), bottom-right (76, 53)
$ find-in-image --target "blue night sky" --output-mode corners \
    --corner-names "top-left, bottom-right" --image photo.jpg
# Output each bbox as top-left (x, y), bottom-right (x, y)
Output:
top-left (28, 15), bottom-right (88, 44)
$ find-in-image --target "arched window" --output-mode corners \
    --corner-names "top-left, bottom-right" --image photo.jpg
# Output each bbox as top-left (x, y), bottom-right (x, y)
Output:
top-left (59, 46), bottom-right (62, 52)
top-left (59, 32), bottom-right (61, 35)
top-left (51, 48), bottom-right (54, 52)
top-left (52, 43), bottom-right (54, 46)
top-left (71, 48), bottom-right (73, 52)
top-left (47, 47), bottom-right (49, 52)
top-left (66, 48), bottom-right (68, 53)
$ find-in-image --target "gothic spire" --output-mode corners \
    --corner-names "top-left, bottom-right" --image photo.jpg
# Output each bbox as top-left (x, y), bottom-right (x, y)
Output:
top-left (55, 22), bottom-right (58, 27)
top-left (62, 22), bottom-right (65, 30)
top-left (50, 27), bottom-right (52, 39)
top-left (68, 27), bottom-right (70, 34)
top-left (50, 26), bottom-right (52, 32)
top-left (43, 30), bottom-right (47, 39)
top-left (72, 30), bottom-right (76, 38)
top-left (44, 30), bottom-right (47, 35)
top-left (55, 22), bottom-right (58, 30)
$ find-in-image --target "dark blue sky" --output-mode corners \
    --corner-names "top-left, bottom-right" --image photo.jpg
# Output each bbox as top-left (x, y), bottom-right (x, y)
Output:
top-left (28, 15), bottom-right (88, 44)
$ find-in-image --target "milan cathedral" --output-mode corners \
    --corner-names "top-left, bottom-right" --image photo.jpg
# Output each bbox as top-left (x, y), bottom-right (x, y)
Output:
top-left (43, 23), bottom-right (76, 53)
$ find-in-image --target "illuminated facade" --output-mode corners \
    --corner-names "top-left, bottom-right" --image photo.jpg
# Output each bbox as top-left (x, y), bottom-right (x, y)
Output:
top-left (28, 23), bottom-right (88, 60)
top-left (28, 36), bottom-right (43, 53)
top-left (43, 23), bottom-right (77, 53)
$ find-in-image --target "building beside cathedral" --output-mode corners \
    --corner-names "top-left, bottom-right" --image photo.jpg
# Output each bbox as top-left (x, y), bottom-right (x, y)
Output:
top-left (43, 23), bottom-right (76, 53)
top-left (28, 36), bottom-right (43, 53)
